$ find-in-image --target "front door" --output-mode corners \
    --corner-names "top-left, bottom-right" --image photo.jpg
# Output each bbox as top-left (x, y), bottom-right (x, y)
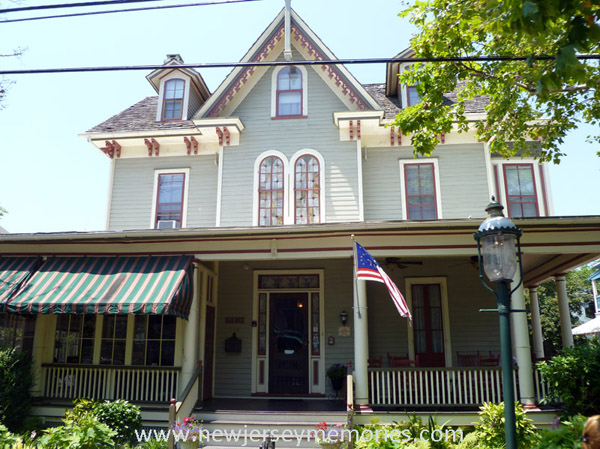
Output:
top-left (412, 283), bottom-right (445, 367)
top-left (268, 293), bottom-right (309, 394)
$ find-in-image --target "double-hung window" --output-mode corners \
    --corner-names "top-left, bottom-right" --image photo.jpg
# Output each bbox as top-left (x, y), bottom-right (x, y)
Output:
top-left (162, 79), bottom-right (185, 120)
top-left (132, 315), bottom-right (176, 366)
top-left (0, 313), bottom-right (36, 353)
top-left (54, 315), bottom-right (95, 364)
top-left (276, 67), bottom-right (302, 117)
top-left (503, 164), bottom-right (539, 217)
top-left (400, 161), bottom-right (441, 220)
top-left (153, 170), bottom-right (189, 229)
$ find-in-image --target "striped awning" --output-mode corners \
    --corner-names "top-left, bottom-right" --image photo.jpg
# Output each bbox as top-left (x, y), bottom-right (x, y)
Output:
top-left (5, 255), bottom-right (194, 319)
top-left (0, 257), bottom-right (40, 311)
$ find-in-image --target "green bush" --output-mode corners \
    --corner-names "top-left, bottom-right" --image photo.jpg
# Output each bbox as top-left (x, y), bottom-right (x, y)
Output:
top-left (39, 409), bottom-right (116, 449)
top-left (136, 438), bottom-right (168, 449)
top-left (0, 423), bottom-right (19, 449)
top-left (475, 402), bottom-right (537, 449)
top-left (532, 415), bottom-right (587, 449)
top-left (537, 341), bottom-right (600, 415)
top-left (0, 348), bottom-right (34, 432)
top-left (70, 399), bottom-right (142, 445)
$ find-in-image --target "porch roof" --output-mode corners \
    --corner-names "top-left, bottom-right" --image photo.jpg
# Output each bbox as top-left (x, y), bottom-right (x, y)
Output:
top-left (3, 255), bottom-right (193, 319)
top-left (0, 257), bottom-right (40, 308)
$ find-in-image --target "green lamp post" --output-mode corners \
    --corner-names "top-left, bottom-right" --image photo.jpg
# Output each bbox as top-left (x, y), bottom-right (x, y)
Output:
top-left (473, 198), bottom-right (523, 449)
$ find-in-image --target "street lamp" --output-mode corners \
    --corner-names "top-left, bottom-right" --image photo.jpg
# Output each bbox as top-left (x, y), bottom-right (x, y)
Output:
top-left (473, 198), bottom-right (523, 449)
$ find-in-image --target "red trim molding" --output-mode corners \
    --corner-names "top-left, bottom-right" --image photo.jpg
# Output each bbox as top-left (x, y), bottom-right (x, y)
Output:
top-left (144, 138), bottom-right (160, 157)
top-left (100, 140), bottom-right (121, 159)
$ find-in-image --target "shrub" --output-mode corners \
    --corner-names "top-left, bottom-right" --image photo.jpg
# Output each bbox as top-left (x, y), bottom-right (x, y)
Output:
top-left (0, 348), bottom-right (34, 432)
top-left (70, 398), bottom-right (142, 445)
top-left (0, 423), bottom-right (19, 449)
top-left (532, 415), bottom-right (587, 449)
top-left (475, 402), bottom-right (537, 449)
top-left (39, 409), bottom-right (116, 449)
top-left (537, 341), bottom-right (600, 415)
top-left (137, 439), bottom-right (168, 449)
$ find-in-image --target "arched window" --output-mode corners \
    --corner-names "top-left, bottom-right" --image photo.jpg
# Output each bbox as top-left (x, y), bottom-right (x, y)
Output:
top-left (258, 156), bottom-right (285, 226)
top-left (294, 155), bottom-right (320, 224)
top-left (162, 79), bottom-right (185, 120)
top-left (276, 66), bottom-right (302, 117)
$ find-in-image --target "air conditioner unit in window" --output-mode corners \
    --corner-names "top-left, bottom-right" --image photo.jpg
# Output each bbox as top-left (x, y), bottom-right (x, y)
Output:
top-left (157, 220), bottom-right (178, 229)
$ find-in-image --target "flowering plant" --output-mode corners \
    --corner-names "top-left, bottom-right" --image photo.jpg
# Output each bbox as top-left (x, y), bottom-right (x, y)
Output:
top-left (314, 422), bottom-right (348, 446)
top-left (171, 416), bottom-right (204, 441)
top-left (326, 364), bottom-right (347, 380)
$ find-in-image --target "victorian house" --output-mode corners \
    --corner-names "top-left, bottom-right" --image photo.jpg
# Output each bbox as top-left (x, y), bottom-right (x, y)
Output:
top-left (1, 6), bottom-right (599, 432)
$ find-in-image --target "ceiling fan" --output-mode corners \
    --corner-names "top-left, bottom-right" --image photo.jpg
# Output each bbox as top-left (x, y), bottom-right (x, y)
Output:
top-left (384, 257), bottom-right (424, 269)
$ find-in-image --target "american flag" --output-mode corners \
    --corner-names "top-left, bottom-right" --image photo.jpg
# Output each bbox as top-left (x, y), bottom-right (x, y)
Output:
top-left (354, 241), bottom-right (412, 320)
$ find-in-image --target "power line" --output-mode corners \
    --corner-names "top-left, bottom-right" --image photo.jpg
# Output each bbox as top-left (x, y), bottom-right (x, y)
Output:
top-left (0, 0), bottom-right (164, 14)
top-left (0, 0), bottom-right (261, 23)
top-left (1, 55), bottom-right (599, 75)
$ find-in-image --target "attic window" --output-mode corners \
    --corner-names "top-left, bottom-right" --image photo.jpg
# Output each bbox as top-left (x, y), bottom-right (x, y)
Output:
top-left (402, 64), bottom-right (421, 108)
top-left (271, 65), bottom-right (307, 119)
top-left (162, 79), bottom-right (185, 120)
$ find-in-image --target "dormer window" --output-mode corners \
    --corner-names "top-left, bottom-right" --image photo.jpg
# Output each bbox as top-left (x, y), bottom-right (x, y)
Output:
top-left (271, 66), bottom-right (307, 119)
top-left (162, 79), bottom-right (185, 120)
top-left (407, 85), bottom-right (421, 107)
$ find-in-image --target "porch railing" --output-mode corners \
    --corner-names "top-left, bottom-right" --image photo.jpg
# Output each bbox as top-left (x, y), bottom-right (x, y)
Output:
top-left (42, 364), bottom-right (180, 403)
top-left (369, 367), bottom-right (515, 406)
top-left (369, 366), bottom-right (550, 407)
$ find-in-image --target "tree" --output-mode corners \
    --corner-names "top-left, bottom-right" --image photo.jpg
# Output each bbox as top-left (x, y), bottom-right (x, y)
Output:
top-left (394, 0), bottom-right (600, 163)
top-left (527, 262), bottom-right (598, 355)
top-left (1, 2), bottom-right (25, 110)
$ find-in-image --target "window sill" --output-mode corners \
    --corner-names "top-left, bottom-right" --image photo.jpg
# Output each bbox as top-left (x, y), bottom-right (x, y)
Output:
top-left (271, 115), bottom-right (308, 120)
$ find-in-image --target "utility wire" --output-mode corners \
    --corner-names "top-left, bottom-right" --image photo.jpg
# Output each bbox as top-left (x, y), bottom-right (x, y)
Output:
top-left (0, 0), bottom-right (164, 14)
top-left (0, 0), bottom-right (261, 23)
top-left (1, 55), bottom-right (599, 75)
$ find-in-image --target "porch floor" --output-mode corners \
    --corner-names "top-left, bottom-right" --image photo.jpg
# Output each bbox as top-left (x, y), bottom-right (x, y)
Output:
top-left (196, 398), bottom-right (347, 413)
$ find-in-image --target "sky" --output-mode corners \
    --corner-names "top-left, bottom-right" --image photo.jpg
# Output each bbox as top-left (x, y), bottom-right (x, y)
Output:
top-left (0, 0), bottom-right (598, 234)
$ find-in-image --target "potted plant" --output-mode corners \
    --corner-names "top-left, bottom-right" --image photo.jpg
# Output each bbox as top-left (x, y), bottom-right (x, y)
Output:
top-left (326, 364), bottom-right (347, 395)
top-left (171, 415), bottom-right (203, 449)
top-left (314, 422), bottom-right (348, 449)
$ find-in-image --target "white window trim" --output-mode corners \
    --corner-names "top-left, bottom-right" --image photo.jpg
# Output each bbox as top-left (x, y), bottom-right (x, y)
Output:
top-left (289, 149), bottom-right (326, 224)
top-left (492, 160), bottom-right (546, 217)
top-left (398, 158), bottom-right (443, 220)
top-left (270, 65), bottom-right (308, 119)
top-left (404, 277), bottom-right (452, 367)
top-left (150, 168), bottom-right (191, 229)
top-left (253, 151), bottom-right (291, 226)
top-left (253, 150), bottom-right (326, 226)
top-left (398, 62), bottom-right (418, 109)
top-left (156, 73), bottom-right (191, 121)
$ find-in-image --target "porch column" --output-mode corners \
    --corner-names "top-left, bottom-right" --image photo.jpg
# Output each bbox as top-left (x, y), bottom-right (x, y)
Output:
top-left (181, 264), bottom-right (201, 393)
top-left (353, 278), bottom-right (369, 405)
top-left (555, 275), bottom-right (574, 348)
top-left (529, 288), bottom-right (545, 360)
top-left (510, 279), bottom-right (535, 406)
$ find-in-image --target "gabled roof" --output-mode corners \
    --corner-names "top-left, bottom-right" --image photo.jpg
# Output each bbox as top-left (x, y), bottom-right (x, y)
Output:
top-left (86, 97), bottom-right (195, 133)
top-left (194, 8), bottom-right (381, 119)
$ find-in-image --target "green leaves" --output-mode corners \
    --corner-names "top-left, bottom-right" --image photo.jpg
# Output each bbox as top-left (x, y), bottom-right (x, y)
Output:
top-left (394, 0), bottom-right (600, 162)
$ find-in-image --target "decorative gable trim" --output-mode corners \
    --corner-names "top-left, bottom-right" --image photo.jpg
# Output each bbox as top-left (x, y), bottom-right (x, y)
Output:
top-left (199, 9), bottom-right (380, 119)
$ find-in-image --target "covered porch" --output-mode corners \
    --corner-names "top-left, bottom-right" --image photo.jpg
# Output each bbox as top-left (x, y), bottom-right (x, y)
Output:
top-left (0, 216), bottom-right (598, 423)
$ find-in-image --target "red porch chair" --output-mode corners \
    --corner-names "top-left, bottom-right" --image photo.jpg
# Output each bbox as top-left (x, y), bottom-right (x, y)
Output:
top-left (456, 351), bottom-right (481, 367)
top-left (368, 355), bottom-right (383, 368)
top-left (480, 351), bottom-right (500, 366)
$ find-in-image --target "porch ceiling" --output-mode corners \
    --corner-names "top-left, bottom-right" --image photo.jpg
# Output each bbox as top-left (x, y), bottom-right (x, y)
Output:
top-left (0, 217), bottom-right (598, 286)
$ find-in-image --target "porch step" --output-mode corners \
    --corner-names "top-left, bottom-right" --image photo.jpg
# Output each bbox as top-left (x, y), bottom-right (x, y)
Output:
top-left (193, 411), bottom-right (347, 448)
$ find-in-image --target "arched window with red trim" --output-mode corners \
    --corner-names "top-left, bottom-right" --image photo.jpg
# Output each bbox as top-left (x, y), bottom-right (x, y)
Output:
top-left (276, 66), bottom-right (302, 117)
top-left (258, 156), bottom-right (285, 226)
top-left (162, 79), bottom-right (185, 120)
top-left (294, 155), bottom-right (320, 224)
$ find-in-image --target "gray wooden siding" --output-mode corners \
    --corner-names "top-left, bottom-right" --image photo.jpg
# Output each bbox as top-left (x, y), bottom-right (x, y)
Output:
top-left (363, 144), bottom-right (490, 221)
top-left (188, 90), bottom-right (203, 119)
top-left (108, 156), bottom-right (218, 231)
top-left (219, 48), bottom-right (360, 226)
top-left (214, 259), bottom-right (355, 398)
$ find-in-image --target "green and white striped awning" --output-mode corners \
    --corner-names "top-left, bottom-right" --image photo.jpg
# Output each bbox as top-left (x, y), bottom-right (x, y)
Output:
top-left (0, 257), bottom-right (40, 311)
top-left (4, 255), bottom-right (194, 319)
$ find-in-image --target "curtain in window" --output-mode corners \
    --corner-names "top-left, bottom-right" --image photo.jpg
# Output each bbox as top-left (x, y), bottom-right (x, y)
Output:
top-left (504, 165), bottom-right (538, 217)
top-left (405, 164), bottom-right (437, 220)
